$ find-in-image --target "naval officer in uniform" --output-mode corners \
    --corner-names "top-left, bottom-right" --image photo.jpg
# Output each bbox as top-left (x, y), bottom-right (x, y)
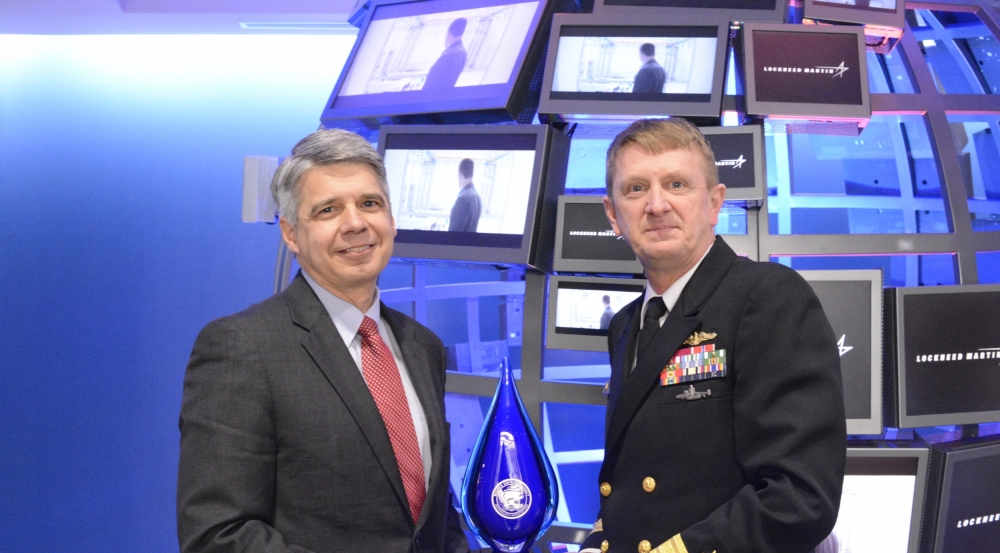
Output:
top-left (580, 118), bottom-right (846, 553)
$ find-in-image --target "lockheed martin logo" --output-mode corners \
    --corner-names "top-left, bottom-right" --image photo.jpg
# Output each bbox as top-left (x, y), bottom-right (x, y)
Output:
top-left (837, 335), bottom-right (853, 357)
top-left (716, 155), bottom-right (746, 169)
top-left (817, 61), bottom-right (850, 78)
top-left (763, 61), bottom-right (850, 78)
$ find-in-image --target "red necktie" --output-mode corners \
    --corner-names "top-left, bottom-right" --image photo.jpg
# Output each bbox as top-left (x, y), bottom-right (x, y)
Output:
top-left (357, 316), bottom-right (426, 524)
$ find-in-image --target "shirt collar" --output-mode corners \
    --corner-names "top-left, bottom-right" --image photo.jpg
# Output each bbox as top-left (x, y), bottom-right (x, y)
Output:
top-left (641, 243), bottom-right (713, 319)
top-left (301, 272), bottom-right (382, 347)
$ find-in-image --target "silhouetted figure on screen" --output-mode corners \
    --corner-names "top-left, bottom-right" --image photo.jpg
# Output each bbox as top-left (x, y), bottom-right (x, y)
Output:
top-left (448, 158), bottom-right (481, 232)
top-left (632, 43), bottom-right (666, 94)
top-left (424, 18), bottom-right (468, 91)
top-left (600, 295), bottom-right (613, 330)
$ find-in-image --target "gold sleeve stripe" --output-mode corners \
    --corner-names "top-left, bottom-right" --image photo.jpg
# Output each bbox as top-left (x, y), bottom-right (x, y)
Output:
top-left (651, 534), bottom-right (689, 553)
top-left (588, 519), bottom-right (603, 535)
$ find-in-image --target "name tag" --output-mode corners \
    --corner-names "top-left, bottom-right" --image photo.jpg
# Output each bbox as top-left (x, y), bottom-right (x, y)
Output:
top-left (660, 344), bottom-right (727, 386)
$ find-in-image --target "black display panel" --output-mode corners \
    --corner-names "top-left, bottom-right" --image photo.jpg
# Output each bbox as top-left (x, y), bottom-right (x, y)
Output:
top-left (553, 195), bottom-right (643, 274)
top-left (820, 448), bottom-right (927, 553)
top-left (895, 285), bottom-right (1000, 427)
top-left (321, 0), bottom-right (554, 129)
top-left (701, 125), bottom-right (766, 201)
top-left (744, 23), bottom-right (871, 122)
top-left (539, 13), bottom-right (729, 120)
top-left (593, 0), bottom-right (786, 22)
top-left (926, 440), bottom-right (1000, 553)
top-left (801, 270), bottom-right (883, 435)
top-left (378, 124), bottom-right (569, 267)
top-left (754, 31), bottom-right (862, 105)
top-left (546, 275), bottom-right (645, 351)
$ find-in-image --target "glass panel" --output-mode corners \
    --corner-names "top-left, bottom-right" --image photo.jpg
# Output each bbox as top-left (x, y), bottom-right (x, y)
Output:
top-left (543, 402), bottom-right (605, 524)
top-left (946, 114), bottom-right (1000, 231)
top-left (919, 38), bottom-right (982, 94)
top-left (381, 262), bottom-right (525, 374)
top-left (543, 349), bottom-right (610, 385)
top-left (929, 10), bottom-right (982, 28)
top-left (769, 254), bottom-right (956, 286)
top-left (717, 205), bottom-right (747, 235)
top-left (565, 136), bottom-right (611, 192)
top-left (445, 392), bottom-right (492, 499)
top-left (767, 114), bottom-right (948, 234)
top-left (867, 48), bottom-right (917, 94)
top-left (910, 9), bottom-right (998, 94)
top-left (976, 251), bottom-right (1000, 283)
top-left (955, 35), bottom-right (1000, 94)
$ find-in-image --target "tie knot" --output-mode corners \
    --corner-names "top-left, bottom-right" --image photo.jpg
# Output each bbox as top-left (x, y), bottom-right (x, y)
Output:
top-left (645, 296), bottom-right (667, 321)
top-left (358, 316), bottom-right (379, 343)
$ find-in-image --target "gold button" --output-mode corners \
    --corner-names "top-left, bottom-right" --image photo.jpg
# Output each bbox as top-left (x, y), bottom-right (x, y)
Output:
top-left (638, 540), bottom-right (651, 553)
top-left (600, 482), bottom-right (612, 497)
top-left (642, 477), bottom-right (656, 493)
top-left (600, 540), bottom-right (609, 553)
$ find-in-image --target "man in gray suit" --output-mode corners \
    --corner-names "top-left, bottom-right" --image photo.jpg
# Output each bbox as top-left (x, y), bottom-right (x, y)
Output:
top-left (177, 129), bottom-right (470, 553)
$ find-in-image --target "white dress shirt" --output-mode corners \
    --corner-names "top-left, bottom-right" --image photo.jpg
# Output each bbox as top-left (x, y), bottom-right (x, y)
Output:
top-left (303, 272), bottom-right (432, 489)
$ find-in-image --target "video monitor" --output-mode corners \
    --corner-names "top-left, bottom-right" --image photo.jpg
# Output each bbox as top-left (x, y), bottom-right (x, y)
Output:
top-left (744, 23), bottom-right (871, 123)
top-left (817, 447), bottom-right (929, 553)
top-left (378, 124), bottom-right (570, 267)
top-left (546, 275), bottom-right (646, 351)
top-left (804, 0), bottom-right (906, 31)
top-left (800, 270), bottom-right (883, 435)
top-left (539, 13), bottom-right (729, 120)
top-left (553, 195), bottom-right (644, 275)
top-left (924, 439), bottom-right (1000, 553)
top-left (701, 125), bottom-right (765, 202)
top-left (888, 285), bottom-right (1000, 428)
top-left (593, 0), bottom-right (786, 23)
top-left (321, 0), bottom-right (554, 129)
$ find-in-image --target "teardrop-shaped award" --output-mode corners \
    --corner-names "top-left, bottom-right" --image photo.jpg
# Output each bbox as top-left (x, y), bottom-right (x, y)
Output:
top-left (461, 357), bottom-right (558, 552)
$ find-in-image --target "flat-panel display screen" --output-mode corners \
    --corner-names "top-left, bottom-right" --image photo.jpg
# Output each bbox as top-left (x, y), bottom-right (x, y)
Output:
top-left (327, 0), bottom-right (547, 119)
top-left (553, 196), bottom-right (644, 274)
top-left (752, 30), bottom-right (864, 106)
top-left (600, 0), bottom-right (776, 8)
top-left (818, 451), bottom-right (924, 553)
top-left (383, 132), bottom-right (538, 247)
top-left (540, 13), bottom-right (729, 120)
top-left (813, 0), bottom-right (897, 13)
top-left (554, 281), bottom-right (644, 334)
top-left (701, 126), bottom-right (765, 200)
top-left (546, 276), bottom-right (645, 351)
top-left (744, 23), bottom-right (870, 121)
top-left (899, 286), bottom-right (1000, 426)
top-left (934, 443), bottom-right (1000, 553)
top-left (550, 26), bottom-right (718, 101)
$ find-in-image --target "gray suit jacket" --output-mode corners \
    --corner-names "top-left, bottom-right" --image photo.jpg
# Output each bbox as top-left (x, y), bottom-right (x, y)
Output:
top-left (177, 274), bottom-right (469, 553)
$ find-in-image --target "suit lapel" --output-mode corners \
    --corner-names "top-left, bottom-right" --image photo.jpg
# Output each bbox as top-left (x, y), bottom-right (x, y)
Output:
top-left (604, 238), bottom-right (738, 454)
top-left (284, 276), bottom-right (412, 523)
top-left (382, 305), bottom-right (445, 531)
top-left (606, 298), bottom-right (641, 429)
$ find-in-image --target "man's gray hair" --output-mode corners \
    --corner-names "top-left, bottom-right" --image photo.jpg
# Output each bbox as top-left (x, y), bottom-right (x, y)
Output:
top-left (270, 128), bottom-right (389, 225)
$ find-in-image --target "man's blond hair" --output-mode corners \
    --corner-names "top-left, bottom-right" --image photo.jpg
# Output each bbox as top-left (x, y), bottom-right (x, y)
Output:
top-left (605, 118), bottom-right (719, 199)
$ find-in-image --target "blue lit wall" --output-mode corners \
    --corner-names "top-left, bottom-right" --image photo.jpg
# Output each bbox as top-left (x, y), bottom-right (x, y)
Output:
top-left (0, 34), bottom-right (354, 552)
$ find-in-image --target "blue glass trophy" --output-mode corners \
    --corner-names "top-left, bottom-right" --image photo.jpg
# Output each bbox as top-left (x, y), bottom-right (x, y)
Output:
top-left (461, 357), bottom-right (558, 552)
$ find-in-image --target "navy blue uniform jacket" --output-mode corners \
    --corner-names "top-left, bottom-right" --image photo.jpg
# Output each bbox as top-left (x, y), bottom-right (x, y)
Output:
top-left (583, 237), bottom-right (846, 553)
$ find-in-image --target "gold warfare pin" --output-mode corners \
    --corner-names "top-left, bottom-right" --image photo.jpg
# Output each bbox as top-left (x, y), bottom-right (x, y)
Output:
top-left (683, 332), bottom-right (717, 346)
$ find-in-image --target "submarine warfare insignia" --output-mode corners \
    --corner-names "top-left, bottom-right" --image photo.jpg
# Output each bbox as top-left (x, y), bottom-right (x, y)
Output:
top-left (676, 385), bottom-right (712, 401)
top-left (683, 331), bottom-right (717, 346)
